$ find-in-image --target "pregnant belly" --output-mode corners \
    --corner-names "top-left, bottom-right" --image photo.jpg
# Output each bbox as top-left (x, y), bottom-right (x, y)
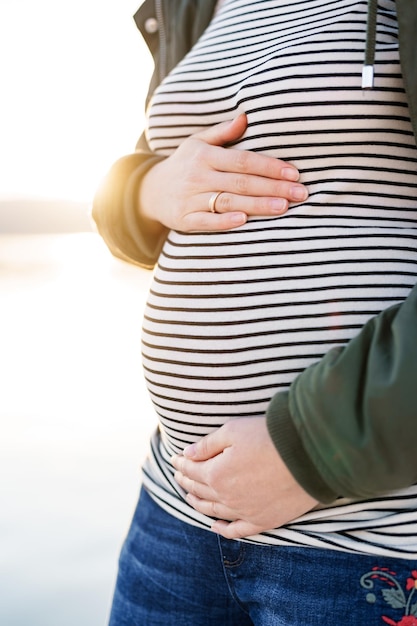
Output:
top-left (141, 222), bottom-right (417, 454)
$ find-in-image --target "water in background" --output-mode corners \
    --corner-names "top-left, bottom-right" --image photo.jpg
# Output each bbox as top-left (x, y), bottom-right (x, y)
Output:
top-left (0, 233), bottom-right (156, 626)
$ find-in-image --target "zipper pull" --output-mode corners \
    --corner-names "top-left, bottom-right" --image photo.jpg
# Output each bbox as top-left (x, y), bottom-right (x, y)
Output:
top-left (362, 0), bottom-right (377, 89)
top-left (362, 65), bottom-right (374, 89)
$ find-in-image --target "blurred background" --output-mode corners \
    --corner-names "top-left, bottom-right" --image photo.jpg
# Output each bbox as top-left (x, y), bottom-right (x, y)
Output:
top-left (0, 1), bottom-right (157, 624)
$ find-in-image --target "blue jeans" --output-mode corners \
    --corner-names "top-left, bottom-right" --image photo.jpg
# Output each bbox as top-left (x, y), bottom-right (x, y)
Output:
top-left (109, 487), bottom-right (417, 625)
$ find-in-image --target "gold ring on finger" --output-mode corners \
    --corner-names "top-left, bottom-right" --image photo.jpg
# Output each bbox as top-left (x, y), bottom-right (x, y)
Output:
top-left (208, 191), bottom-right (223, 213)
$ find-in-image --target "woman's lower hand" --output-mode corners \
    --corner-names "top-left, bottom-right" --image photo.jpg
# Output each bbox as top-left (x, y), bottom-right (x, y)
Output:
top-left (171, 417), bottom-right (318, 539)
top-left (139, 113), bottom-right (308, 232)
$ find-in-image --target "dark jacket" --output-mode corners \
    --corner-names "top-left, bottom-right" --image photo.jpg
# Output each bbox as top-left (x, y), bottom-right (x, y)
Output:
top-left (92, 0), bottom-right (417, 502)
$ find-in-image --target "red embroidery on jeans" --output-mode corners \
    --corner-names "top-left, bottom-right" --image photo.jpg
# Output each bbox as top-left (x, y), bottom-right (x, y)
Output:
top-left (406, 572), bottom-right (417, 592)
top-left (360, 567), bottom-right (417, 625)
top-left (381, 617), bottom-right (417, 626)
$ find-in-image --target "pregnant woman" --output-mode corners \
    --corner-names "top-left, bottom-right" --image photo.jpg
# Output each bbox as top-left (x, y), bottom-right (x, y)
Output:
top-left (93, 1), bottom-right (417, 624)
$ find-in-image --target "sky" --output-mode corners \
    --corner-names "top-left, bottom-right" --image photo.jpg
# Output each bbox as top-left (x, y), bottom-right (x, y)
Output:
top-left (0, 5), bottom-right (157, 623)
top-left (0, 0), bottom-right (153, 202)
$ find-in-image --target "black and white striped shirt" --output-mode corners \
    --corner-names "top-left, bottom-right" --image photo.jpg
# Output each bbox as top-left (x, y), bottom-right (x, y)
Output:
top-left (141, 0), bottom-right (417, 557)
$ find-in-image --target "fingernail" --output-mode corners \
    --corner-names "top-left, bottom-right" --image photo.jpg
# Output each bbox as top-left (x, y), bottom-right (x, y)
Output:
top-left (183, 444), bottom-right (197, 458)
top-left (290, 185), bottom-right (308, 202)
top-left (282, 167), bottom-right (299, 182)
top-left (271, 198), bottom-right (287, 213)
top-left (230, 212), bottom-right (247, 225)
top-left (185, 493), bottom-right (195, 505)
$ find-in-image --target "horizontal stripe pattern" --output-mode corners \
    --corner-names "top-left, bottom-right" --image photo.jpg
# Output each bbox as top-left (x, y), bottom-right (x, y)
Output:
top-left (142, 0), bottom-right (417, 557)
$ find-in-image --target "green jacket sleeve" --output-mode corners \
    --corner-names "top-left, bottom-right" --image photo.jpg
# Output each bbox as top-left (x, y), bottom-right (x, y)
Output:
top-left (91, 0), bottom-right (217, 268)
top-left (266, 280), bottom-right (417, 503)
top-left (91, 135), bottom-right (168, 268)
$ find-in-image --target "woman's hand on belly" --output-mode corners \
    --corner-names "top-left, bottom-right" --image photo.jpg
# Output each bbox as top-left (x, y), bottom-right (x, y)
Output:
top-left (171, 416), bottom-right (317, 539)
top-left (140, 113), bottom-right (308, 233)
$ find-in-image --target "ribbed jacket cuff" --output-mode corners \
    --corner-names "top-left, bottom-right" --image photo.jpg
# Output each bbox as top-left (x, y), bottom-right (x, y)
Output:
top-left (266, 392), bottom-right (337, 503)
top-left (123, 155), bottom-right (169, 267)
top-left (92, 152), bottom-right (168, 268)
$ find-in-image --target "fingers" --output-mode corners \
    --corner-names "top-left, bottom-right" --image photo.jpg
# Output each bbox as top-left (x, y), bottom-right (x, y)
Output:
top-left (186, 493), bottom-right (267, 539)
top-left (211, 519), bottom-right (264, 539)
top-left (213, 142), bottom-right (299, 182)
top-left (193, 114), bottom-right (305, 195)
top-left (192, 124), bottom-right (307, 216)
top-left (193, 112), bottom-right (248, 147)
top-left (182, 427), bottom-right (230, 461)
top-left (180, 178), bottom-right (307, 231)
top-left (185, 493), bottom-right (237, 521)
top-left (214, 192), bottom-right (287, 216)
top-left (208, 150), bottom-right (307, 208)
top-left (173, 466), bottom-right (215, 501)
top-left (205, 186), bottom-right (306, 216)
top-left (181, 209), bottom-right (248, 232)
top-left (212, 169), bottom-right (303, 198)
top-left (171, 453), bottom-right (209, 486)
